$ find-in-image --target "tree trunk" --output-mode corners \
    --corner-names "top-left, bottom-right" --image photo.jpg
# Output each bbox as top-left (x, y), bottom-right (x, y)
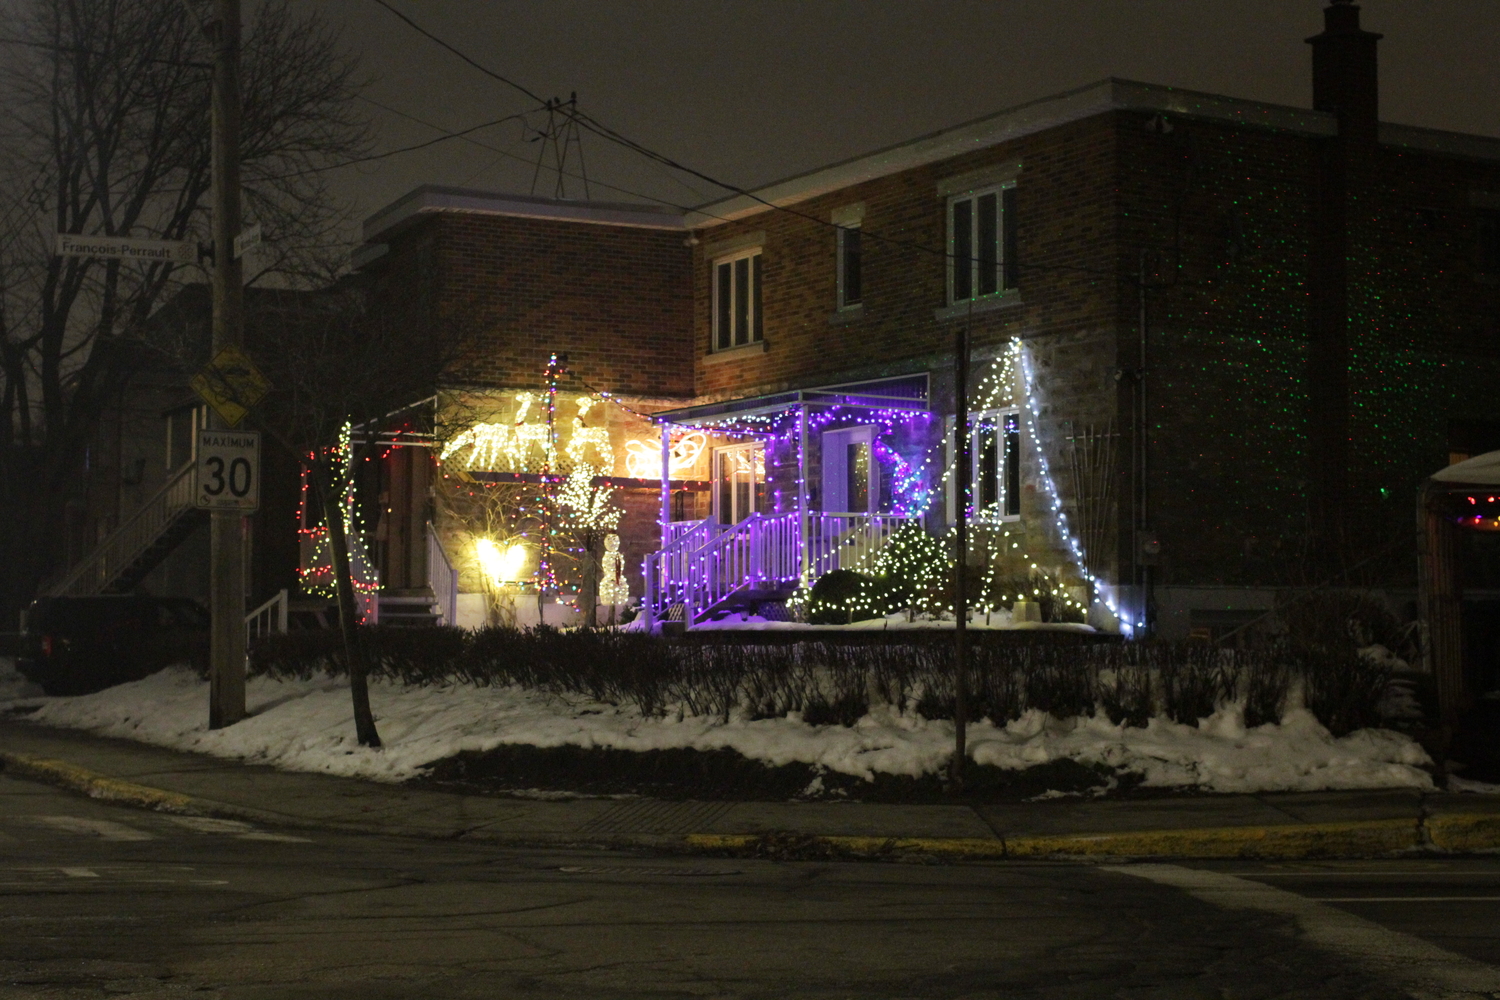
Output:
top-left (583, 533), bottom-right (600, 627)
top-left (312, 464), bottom-right (381, 748)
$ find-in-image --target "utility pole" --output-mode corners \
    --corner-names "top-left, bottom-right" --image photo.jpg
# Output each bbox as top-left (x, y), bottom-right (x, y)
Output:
top-left (207, 0), bottom-right (246, 729)
top-left (950, 325), bottom-right (970, 789)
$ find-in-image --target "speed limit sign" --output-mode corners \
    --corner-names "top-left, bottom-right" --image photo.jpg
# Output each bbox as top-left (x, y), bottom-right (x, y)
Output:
top-left (196, 429), bottom-right (260, 511)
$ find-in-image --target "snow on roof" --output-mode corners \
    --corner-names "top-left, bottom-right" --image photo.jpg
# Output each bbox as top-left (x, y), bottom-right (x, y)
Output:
top-left (1431, 450), bottom-right (1500, 486)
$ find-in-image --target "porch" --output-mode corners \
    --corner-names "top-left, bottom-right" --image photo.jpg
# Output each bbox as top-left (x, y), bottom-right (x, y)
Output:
top-left (645, 376), bottom-right (936, 624)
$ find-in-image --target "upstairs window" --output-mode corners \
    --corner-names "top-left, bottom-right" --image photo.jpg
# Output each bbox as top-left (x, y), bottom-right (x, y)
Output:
top-left (948, 185), bottom-right (1016, 304)
top-left (713, 249), bottom-right (763, 351)
top-left (837, 225), bottom-right (862, 309)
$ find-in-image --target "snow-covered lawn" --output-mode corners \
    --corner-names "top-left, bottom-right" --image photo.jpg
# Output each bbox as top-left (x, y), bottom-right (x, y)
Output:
top-left (1, 660), bottom-right (1435, 794)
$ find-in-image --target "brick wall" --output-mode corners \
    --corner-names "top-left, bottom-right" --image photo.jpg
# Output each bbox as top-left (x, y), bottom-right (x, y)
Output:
top-left (395, 213), bottom-right (696, 398)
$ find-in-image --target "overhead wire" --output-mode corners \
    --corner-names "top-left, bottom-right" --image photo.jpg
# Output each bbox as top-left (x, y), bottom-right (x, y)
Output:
top-left (361, 0), bottom-right (1185, 289)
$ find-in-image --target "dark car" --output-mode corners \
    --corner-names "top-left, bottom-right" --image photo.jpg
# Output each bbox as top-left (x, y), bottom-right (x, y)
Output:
top-left (17, 595), bottom-right (210, 696)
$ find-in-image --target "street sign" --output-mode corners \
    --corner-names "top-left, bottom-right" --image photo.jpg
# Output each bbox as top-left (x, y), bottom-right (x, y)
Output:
top-left (233, 224), bottom-right (261, 260)
top-left (196, 429), bottom-right (260, 512)
top-left (55, 232), bottom-right (195, 265)
top-left (190, 344), bottom-right (270, 428)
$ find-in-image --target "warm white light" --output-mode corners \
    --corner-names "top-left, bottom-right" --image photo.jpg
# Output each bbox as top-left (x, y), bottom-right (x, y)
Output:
top-left (476, 538), bottom-right (528, 584)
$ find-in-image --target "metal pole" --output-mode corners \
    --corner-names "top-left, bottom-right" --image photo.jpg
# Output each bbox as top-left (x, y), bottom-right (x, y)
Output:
top-left (950, 326), bottom-right (970, 788)
top-left (1138, 251), bottom-right (1151, 635)
top-left (797, 404), bottom-right (810, 584)
top-left (207, 0), bottom-right (246, 729)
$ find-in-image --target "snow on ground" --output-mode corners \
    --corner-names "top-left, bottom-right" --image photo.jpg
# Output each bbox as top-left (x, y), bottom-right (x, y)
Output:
top-left (0, 657), bottom-right (42, 701)
top-left (1, 659), bottom-right (1433, 794)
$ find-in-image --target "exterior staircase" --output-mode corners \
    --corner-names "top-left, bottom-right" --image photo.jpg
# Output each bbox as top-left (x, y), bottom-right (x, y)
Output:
top-left (45, 461), bottom-right (207, 598)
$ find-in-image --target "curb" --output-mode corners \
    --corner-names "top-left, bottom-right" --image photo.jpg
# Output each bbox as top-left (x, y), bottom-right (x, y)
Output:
top-left (6, 748), bottom-right (1500, 860)
top-left (0, 751), bottom-right (197, 813)
top-left (688, 815), bottom-right (1487, 861)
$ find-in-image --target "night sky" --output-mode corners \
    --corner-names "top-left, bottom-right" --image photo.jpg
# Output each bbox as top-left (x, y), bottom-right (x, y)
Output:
top-left (317, 0), bottom-right (1500, 237)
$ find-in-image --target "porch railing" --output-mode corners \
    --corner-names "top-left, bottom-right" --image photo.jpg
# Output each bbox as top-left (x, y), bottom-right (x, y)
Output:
top-left (647, 511), bottom-right (913, 624)
top-left (245, 589), bottom-right (289, 640)
top-left (426, 522), bottom-right (459, 626)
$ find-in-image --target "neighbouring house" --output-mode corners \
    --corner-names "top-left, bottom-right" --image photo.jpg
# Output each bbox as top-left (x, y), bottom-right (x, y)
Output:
top-left (51, 4), bottom-right (1500, 684)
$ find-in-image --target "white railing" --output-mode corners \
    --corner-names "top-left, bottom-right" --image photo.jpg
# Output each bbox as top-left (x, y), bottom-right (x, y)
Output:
top-left (426, 522), bottom-right (459, 626)
top-left (807, 513), bottom-right (910, 579)
top-left (648, 511), bottom-right (914, 624)
top-left (48, 460), bottom-right (200, 597)
top-left (245, 589), bottom-right (289, 639)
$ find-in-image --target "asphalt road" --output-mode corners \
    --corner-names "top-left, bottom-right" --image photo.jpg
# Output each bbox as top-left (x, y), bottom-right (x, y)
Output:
top-left (4, 773), bottom-right (1500, 1000)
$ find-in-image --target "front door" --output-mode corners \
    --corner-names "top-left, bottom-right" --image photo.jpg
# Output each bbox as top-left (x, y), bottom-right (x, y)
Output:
top-left (713, 443), bottom-right (765, 524)
top-left (821, 425), bottom-right (877, 513)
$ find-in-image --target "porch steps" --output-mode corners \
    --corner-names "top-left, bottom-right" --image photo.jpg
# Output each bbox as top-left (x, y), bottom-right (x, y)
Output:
top-left (377, 588), bottom-right (442, 627)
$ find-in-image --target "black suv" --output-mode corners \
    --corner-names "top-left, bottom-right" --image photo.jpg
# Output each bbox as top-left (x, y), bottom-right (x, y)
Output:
top-left (17, 595), bottom-right (210, 696)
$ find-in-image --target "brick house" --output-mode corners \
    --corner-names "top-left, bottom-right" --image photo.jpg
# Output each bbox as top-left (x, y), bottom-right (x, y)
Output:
top-left (349, 0), bottom-right (1499, 637)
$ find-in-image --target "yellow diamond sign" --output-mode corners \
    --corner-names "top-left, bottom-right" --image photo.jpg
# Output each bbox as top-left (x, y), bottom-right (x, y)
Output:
top-left (191, 345), bottom-right (270, 428)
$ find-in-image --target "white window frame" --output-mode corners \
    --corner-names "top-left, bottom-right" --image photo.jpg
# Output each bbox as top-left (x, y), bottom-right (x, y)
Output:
top-left (711, 247), bottom-right (763, 352)
top-left (946, 408), bottom-right (1021, 523)
top-left (836, 224), bottom-right (862, 310)
top-left (946, 183), bottom-right (1015, 305)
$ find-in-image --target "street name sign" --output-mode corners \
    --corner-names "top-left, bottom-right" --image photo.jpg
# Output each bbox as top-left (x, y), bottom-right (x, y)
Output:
top-left (190, 345), bottom-right (271, 428)
top-left (55, 232), bottom-right (195, 265)
top-left (196, 429), bottom-right (260, 512)
top-left (233, 224), bottom-right (262, 260)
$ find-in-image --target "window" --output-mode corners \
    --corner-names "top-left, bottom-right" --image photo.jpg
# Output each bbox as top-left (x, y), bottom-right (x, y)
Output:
top-left (713, 443), bottom-right (765, 523)
top-left (947, 186), bottom-right (1016, 303)
top-left (712, 249), bottom-right (763, 351)
top-left (837, 226), bottom-right (862, 308)
top-left (947, 409), bottom-right (1021, 521)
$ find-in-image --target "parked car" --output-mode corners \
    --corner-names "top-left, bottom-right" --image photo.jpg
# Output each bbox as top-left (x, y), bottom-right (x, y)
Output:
top-left (17, 595), bottom-right (209, 696)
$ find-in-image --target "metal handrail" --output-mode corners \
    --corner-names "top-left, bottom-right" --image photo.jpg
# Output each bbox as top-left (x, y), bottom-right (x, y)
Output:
top-left (47, 460), bottom-right (200, 597)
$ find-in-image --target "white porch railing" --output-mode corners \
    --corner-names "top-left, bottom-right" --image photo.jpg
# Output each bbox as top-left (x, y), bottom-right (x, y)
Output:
top-left (245, 589), bottom-right (289, 640)
top-left (426, 522), bottom-right (459, 626)
top-left (647, 512), bottom-right (913, 624)
top-left (47, 460), bottom-right (200, 597)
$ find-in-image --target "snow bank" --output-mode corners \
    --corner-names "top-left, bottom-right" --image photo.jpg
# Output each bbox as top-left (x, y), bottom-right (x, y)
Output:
top-left (4, 664), bottom-right (1433, 794)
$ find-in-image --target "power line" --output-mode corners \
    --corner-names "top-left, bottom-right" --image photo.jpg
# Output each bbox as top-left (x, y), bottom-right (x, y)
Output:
top-left (358, 1), bottom-right (1168, 288)
top-left (282, 104), bottom-right (539, 178)
top-left (366, 0), bottom-right (545, 106)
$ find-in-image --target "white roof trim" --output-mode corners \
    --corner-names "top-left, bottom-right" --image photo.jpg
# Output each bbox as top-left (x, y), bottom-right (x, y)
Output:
top-left (684, 79), bottom-right (1338, 228)
top-left (361, 185), bottom-right (685, 242)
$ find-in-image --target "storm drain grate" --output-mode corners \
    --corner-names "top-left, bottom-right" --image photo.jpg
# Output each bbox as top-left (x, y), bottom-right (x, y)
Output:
top-left (557, 865), bottom-right (741, 877)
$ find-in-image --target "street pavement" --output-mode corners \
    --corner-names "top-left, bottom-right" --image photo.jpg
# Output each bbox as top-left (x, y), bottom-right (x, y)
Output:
top-left (7, 771), bottom-right (1500, 999)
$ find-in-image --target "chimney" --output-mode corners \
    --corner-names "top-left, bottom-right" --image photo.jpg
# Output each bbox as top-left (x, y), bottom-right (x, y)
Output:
top-left (1307, 0), bottom-right (1382, 142)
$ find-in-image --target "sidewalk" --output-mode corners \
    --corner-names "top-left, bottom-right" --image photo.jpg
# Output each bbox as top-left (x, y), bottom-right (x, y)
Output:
top-left (4, 718), bottom-right (1499, 860)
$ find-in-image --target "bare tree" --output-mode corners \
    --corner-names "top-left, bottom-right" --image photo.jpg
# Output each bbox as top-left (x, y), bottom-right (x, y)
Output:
top-left (0, 0), bottom-right (369, 622)
top-left (247, 286), bottom-right (472, 747)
